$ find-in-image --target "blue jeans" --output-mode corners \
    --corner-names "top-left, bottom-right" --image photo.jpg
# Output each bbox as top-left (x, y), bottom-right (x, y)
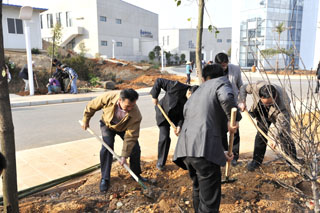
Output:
top-left (48, 85), bottom-right (61, 94)
top-left (70, 75), bottom-right (78, 94)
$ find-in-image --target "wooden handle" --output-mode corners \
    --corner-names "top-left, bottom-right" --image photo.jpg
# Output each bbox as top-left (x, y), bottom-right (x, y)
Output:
top-left (225, 107), bottom-right (237, 178)
top-left (157, 103), bottom-right (177, 130)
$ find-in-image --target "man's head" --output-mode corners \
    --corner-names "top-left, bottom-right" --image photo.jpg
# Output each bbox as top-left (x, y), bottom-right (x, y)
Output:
top-left (119, 89), bottom-right (139, 112)
top-left (186, 85), bottom-right (199, 99)
top-left (259, 85), bottom-right (277, 107)
top-left (214, 52), bottom-right (229, 71)
top-left (202, 63), bottom-right (224, 81)
top-left (0, 152), bottom-right (6, 175)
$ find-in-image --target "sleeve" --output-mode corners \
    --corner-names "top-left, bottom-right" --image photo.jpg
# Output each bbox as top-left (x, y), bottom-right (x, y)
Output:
top-left (239, 83), bottom-right (254, 103)
top-left (150, 78), bottom-right (173, 99)
top-left (236, 66), bottom-right (243, 90)
top-left (121, 114), bottom-right (142, 157)
top-left (82, 93), bottom-right (111, 125)
top-left (217, 84), bottom-right (242, 122)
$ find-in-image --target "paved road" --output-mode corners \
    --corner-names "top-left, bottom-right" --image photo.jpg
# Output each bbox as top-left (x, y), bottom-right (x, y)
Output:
top-left (12, 94), bottom-right (157, 151)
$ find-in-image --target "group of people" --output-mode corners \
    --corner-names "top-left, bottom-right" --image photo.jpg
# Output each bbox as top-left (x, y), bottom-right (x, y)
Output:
top-left (81, 52), bottom-right (300, 212)
top-left (18, 59), bottom-right (78, 95)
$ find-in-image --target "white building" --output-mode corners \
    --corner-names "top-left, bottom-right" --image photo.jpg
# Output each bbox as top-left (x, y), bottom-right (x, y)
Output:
top-left (2, 3), bottom-right (46, 50)
top-left (231, 0), bottom-right (320, 70)
top-left (160, 28), bottom-right (232, 63)
top-left (40, 0), bottom-right (158, 61)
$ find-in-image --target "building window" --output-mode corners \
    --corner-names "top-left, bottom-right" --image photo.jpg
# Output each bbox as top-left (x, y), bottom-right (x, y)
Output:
top-left (40, 15), bottom-right (43, 29)
top-left (101, 40), bottom-right (108, 46)
top-left (47, 14), bottom-right (53, 28)
top-left (167, 36), bottom-right (169, 45)
top-left (116, 19), bottom-right (122, 24)
top-left (100, 16), bottom-right (107, 22)
top-left (66, 11), bottom-right (72, 27)
top-left (56, 12), bottom-right (62, 25)
top-left (7, 18), bottom-right (23, 34)
top-left (227, 39), bottom-right (232, 43)
top-left (217, 39), bottom-right (222, 43)
top-left (116, 42), bottom-right (122, 47)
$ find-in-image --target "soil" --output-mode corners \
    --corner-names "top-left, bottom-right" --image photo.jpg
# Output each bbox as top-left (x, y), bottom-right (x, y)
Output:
top-left (16, 157), bottom-right (312, 212)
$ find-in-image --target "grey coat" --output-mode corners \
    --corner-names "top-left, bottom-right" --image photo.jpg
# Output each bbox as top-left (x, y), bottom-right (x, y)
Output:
top-left (173, 76), bottom-right (241, 169)
top-left (227, 64), bottom-right (243, 102)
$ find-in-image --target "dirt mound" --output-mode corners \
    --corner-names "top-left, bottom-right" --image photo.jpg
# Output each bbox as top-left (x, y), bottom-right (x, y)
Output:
top-left (16, 159), bottom-right (310, 212)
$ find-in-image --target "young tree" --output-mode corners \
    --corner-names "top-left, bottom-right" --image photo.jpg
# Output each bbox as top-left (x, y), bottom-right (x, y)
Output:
top-left (274, 22), bottom-right (286, 73)
top-left (47, 23), bottom-right (62, 58)
top-left (0, 2), bottom-right (19, 212)
top-left (148, 51), bottom-right (155, 61)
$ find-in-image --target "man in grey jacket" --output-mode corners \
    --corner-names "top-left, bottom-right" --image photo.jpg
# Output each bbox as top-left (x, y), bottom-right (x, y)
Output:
top-left (173, 64), bottom-right (241, 212)
top-left (215, 52), bottom-right (243, 166)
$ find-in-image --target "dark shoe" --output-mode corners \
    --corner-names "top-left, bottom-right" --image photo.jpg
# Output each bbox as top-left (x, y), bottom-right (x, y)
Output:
top-left (156, 164), bottom-right (164, 171)
top-left (231, 159), bottom-right (238, 167)
top-left (137, 175), bottom-right (149, 183)
top-left (247, 161), bottom-right (260, 172)
top-left (100, 179), bottom-right (109, 192)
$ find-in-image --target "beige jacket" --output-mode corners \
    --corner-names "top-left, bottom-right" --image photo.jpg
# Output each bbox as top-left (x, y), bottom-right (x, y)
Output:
top-left (82, 91), bottom-right (142, 157)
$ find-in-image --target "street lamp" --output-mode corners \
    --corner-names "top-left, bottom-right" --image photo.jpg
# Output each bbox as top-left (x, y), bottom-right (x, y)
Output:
top-left (19, 6), bottom-right (34, 96)
top-left (112, 40), bottom-right (115, 58)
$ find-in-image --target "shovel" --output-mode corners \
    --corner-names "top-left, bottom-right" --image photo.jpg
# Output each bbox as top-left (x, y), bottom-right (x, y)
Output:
top-left (78, 120), bottom-right (158, 200)
top-left (222, 107), bottom-right (238, 184)
top-left (157, 103), bottom-right (177, 131)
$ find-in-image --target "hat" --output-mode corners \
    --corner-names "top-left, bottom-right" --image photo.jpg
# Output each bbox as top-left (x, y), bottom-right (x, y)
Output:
top-left (186, 61), bottom-right (191, 65)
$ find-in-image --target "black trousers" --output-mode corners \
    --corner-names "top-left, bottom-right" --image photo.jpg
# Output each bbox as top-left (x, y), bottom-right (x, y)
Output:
top-left (100, 121), bottom-right (141, 181)
top-left (186, 74), bottom-right (191, 84)
top-left (252, 103), bottom-right (297, 164)
top-left (183, 157), bottom-right (221, 213)
top-left (222, 130), bottom-right (240, 160)
top-left (316, 79), bottom-right (320, 93)
top-left (157, 124), bottom-right (171, 167)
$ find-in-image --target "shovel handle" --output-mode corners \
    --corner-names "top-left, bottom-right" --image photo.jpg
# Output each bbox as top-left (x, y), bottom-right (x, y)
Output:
top-left (225, 108), bottom-right (237, 178)
top-left (157, 104), bottom-right (177, 130)
top-left (78, 120), bottom-right (147, 189)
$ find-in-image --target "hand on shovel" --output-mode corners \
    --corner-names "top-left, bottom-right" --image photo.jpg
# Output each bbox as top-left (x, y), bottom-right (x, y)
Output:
top-left (224, 151), bottom-right (234, 162)
top-left (120, 157), bottom-right (128, 166)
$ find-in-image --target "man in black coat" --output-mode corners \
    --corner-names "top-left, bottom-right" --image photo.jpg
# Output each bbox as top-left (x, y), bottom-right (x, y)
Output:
top-left (173, 64), bottom-right (241, 212)
top-left (150, 78), bottom-right (198, 171)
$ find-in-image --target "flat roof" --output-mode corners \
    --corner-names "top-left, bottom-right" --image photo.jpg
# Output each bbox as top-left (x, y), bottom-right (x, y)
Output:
top-left (2, 3), bottom-right (48, 12)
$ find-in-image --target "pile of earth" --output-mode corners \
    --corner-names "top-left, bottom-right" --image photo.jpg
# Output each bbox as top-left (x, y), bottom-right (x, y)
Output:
top-left (16, 157), bottom-right (313, 212)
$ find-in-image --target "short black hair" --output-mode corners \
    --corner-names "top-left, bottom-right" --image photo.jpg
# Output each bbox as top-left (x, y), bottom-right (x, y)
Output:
top-left (214, 52), bottom-right (229, 64)
top-left (202, 63), bottom-right (224, 80)
top-left (189, 85), bottom-right (199, 94)
top-left (120, 88), bottom-right (139, 102)
top-left (259, 85), bottom-right (277, 99)
top-left (0, 152), bottom-right (6, 171)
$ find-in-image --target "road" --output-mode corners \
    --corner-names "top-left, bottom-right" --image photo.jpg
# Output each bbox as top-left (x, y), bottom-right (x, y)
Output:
top-left (12, 94), bottom-right (157, 151)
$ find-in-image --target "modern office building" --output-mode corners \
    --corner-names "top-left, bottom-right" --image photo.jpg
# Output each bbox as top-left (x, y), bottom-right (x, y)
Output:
top-left (231, 0), bottom-right (320, 70)
top-left (2, 3), bottom-right (46, 50)
top-left (41, 0), bottom-right (158, 61)
top-left (160, 28), bottom-right (232, 63)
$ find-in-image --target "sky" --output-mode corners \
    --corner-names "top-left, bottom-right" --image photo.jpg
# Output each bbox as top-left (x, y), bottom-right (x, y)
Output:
top-left (4, 0), bottom-right (233, 29)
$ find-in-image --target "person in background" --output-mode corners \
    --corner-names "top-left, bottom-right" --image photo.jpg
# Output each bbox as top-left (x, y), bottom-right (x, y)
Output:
top-left (315, 61), bottom-right (320, 93)
top-left (47, 78), bottom-right (61, 95)
top-left (150, 78), bottom-right (199, 171)
top-left (185, 61), bottom-right (192, 84)
top-left (5, 64), bottom-right (11, 83)
top-left (62, 65), bottom-right (78, 94)
top-left (19, 61), bottom-right (35, 91)
top-left (215, 52), bottom-right (243, 166)
top-left (0, 152), bottom-right (6, 176)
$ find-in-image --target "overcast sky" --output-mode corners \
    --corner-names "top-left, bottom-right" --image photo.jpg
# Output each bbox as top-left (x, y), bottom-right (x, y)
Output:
top-left (4, 0), bottom-right (233, 29)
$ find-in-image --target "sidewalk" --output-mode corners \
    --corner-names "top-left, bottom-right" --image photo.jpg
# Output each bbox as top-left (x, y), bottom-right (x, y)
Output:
top-left (4, 81), bottom-right (278, 197)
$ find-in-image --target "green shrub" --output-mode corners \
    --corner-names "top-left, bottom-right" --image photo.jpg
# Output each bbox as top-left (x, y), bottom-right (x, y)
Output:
top-left (88, 73), bottom-right (100, 86)
top-left (62, 55), bottom-right (96, 81)
top-left (31, 48), bottom-right (40, 54)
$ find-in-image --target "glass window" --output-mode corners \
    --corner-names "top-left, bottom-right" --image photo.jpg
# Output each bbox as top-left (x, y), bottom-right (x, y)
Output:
top-left (56, 12), bottom-right (62, 25)
top-left (40, 15), bottom-right (43, 29)
top-left (15, 19), bottom-right (23, 34)
top-left (66, 12), bottom-right (72, 27)
top-left (101, 41), bottom-right (108, 46)
top-left (7, 18), bottom-right (15, 34)
top-left (116, 42), bottom-right (122, 47)
top-left (47, 14), bottom-right (53, 28)
top-left (116, 19), bottom-right (122, 24)
top-left (167, 36), bottom-right (169, 45)
top-left (100, 16), bottom-right (107, 22)
top-left (217, 39), bottom-right (222, 43)
top-left (227, 39), bottom-right (232, 43)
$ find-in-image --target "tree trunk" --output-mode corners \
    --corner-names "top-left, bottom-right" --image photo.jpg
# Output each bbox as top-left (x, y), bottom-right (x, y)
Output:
top-left (196, 0), bottom-right (204, 84)
top-left (0, 2), bottom-right (19, 212)
top-left (311, 180), bottom-right (320, 212)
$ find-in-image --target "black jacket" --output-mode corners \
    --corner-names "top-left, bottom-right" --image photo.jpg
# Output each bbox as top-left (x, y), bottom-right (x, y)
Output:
top-left (150, 78), bottom-right (190, 127)
top-left (317, 64), bottom-right (320, 79)
top-left (19, 65), bottom-right (28, 80)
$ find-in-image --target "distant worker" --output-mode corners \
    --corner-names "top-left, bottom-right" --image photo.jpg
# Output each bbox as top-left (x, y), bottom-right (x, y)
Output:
top-left (185, 61), bottom-right (192, 84)
top-left (215, 52), bottom-right (243, 166)
top-left (173, 64), bottom-right (240, 212)
top-left (238, 81), bottom-right (297, 171)
top-left (315, 61), bottom-right (320, 93)
top-left (47, 78), bottom-right (61, 95)
top-left (81, 89), bottom-right (148, 193)
top-left (62, 65), bottom-right (78, 94)
top-left (0, 152), bottom-right (6, 176)
top-left (19, 61), bottom-right (35, 91)
top-left (150, 78), bottom-right (199, 171)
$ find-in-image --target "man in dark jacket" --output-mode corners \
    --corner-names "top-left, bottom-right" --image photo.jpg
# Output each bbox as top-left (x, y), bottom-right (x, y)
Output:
top-left (150, 78), bottom-right (198, 171)
top-left (315, 62), bottom-right (320, 93)
top-left (173, 64), bottom-right (241, 212)
top-left (19, 61), bottom-right (35, 91)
